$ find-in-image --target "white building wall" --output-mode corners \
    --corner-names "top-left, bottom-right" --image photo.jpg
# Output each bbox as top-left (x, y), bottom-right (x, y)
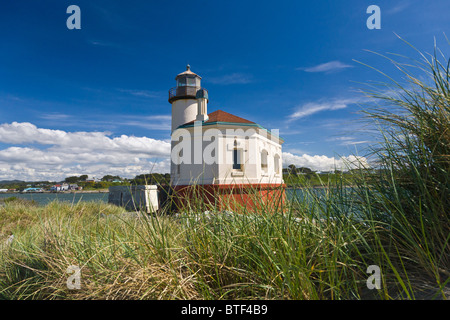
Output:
top-left (216, 127), bottom-right (283, 185)
top-left (170, 124), bottom-right (283, 186)
top-left (108, 185), bottom-right (159, 213)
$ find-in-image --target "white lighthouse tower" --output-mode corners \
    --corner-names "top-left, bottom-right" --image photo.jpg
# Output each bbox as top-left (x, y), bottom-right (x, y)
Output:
top-left (169, 65), bottom-right (207, 132)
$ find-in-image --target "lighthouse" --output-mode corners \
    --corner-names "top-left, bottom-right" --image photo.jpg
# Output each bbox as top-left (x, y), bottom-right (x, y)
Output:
top-left (169, 65), bottom-right (205, 131)
top-left (169, 65), bottom-right (285, 212)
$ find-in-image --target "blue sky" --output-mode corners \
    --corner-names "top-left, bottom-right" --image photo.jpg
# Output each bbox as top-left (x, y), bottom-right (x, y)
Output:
top-left (0, 0), bottom-right (449, 181)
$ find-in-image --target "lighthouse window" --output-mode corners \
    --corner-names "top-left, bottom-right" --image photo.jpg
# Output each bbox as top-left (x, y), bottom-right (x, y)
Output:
top-left (187, 77), bottom-right (197, 86)
top-left (177, 78), bottom-right (187, 87)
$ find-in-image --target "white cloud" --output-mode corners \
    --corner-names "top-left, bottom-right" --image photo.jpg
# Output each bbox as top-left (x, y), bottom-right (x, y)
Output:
top-left (282, 152), bottom-right (369, 172)
top-left (327, 136), bottom-right (371, 146)
top-left (300, 61), bottom-right (353, 73)
top-left (287, 98), bottom-right (356, 122)
top-left (0, 122), bottom-right (171, 181)
top-left (386, 2), bottom-right (410, 15)
top-left (39, 113), bottom-right (71, 120)
top-left (0, 122), bottom-right (369, 181)
top-left (0, 122), bottom-right (170, 155)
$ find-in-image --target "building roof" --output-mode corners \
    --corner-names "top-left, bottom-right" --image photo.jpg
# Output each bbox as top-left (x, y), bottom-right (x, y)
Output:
top-left (171, 66), bottom-right (283, 143)
top-left (178, 110), bottom-right (284, 143)
top-left (183, 110), bottom-right (255, 126)
top-left (175, 65), bottom-right (202, 80)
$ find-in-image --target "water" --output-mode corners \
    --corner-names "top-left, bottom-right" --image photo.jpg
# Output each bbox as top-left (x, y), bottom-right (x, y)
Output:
top-left (0, 192), bottom-right (109, 205)
top-left (0, 188), bottom-right (334, 207)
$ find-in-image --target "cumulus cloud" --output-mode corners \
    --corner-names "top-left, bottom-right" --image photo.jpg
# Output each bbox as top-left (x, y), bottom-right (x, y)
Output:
top-left (0, 122), bottom-right (170, 155)
top-left (0, 122), bottom-right (368, 181)
top-left (282, 152), bottom-right (368, 172)
top-left (0, 122), bottom-right (171, 181)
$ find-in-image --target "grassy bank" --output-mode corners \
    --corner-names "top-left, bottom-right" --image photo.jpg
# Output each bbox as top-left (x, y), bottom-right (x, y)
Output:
top-left (0, 184), bottom-right (447, 300)
top-left (283, 172), bottom-right (357, 187)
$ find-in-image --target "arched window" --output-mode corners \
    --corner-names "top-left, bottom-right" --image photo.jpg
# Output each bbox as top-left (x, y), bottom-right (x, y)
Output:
top-left (261, 150), bottom-right (268, 172)
top-left (274, 154), bottom-right (280, 174)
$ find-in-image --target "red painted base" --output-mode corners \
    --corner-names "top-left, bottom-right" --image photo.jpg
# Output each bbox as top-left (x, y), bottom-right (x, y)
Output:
top-left (171, 183), bottom-right (286, 213)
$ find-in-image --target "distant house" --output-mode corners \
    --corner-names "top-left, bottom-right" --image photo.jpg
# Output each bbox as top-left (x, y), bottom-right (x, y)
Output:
top-left (0, 189), bottom-right (8, 193)
top-left (50, 183), bottom-right (70, 192)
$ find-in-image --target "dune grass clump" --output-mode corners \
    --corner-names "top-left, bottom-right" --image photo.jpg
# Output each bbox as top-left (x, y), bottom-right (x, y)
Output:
top-left (0, 200), bottom-right (199, 300)
top-left (351, 37), bottom-right (450, 298)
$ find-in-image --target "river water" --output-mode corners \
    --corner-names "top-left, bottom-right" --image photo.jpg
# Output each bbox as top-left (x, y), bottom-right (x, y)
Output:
top-left (0, 188), bottom-right (320, 206)
top-left (0, 192), bottom-right (109, 205)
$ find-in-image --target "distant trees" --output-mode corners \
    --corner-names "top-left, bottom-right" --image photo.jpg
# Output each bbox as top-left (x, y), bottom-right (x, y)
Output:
top-left (61, 173), bottom-right (171, 189)
top-left (64, 175), bottom-right (89, 183)
top-left (101, 175), bottom-right (122, 182)
top-left (132, 173), bottom-right (170, 185)
top-left (298, 167), bottom-right (313, 174)
top-left (283, 165), bottom-right (314, 175)
top-left (64, 176), bottom-right (80, 183)
top-left (287, 164), bottom-right (297, 175)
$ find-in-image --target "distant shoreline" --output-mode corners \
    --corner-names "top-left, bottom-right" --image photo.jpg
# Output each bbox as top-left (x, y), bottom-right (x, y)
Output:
top-left (1, 186), bottom-right (357, 195)
top-left (0, 190), bottom-right (109, 195)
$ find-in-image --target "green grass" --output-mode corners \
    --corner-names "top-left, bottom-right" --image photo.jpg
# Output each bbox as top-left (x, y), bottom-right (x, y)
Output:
top-left (0, 184), bottom-right (446, 299)
top-left (0, 197), bottom-right (373, 299)
top-left (283, 172), bottom-right (358, 187)
top-left (351, 35), bottom-right (450, 298)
